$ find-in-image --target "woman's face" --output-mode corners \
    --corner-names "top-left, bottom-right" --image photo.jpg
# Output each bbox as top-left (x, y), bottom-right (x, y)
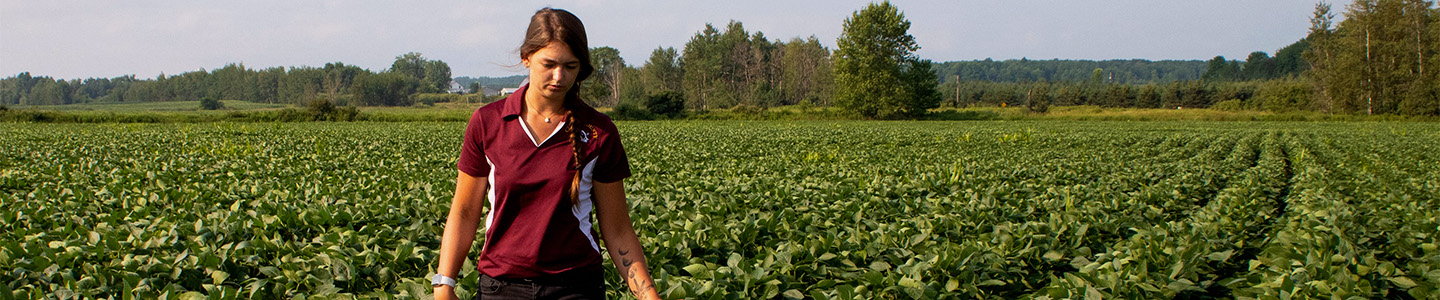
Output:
top-left (523, 41), bottom-right (581, 101)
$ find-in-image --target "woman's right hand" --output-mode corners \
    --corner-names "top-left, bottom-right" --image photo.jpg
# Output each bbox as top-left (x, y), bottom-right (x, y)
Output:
top-left (434, 286), bottom-right (459, 300)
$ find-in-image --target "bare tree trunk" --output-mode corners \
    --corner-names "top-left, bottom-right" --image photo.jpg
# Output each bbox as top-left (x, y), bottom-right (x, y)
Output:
top-left (608, 63), bottom-right (621, 107)
top-left (953, 75), bottom-right (960, 107)
top-left (1419, 8), bottom-right (1426, 78)
top-left (1367, 28), bottom-right (1374, 115)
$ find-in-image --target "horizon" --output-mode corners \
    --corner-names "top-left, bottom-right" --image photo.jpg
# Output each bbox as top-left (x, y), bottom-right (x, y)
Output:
top-left (2, 1), bottom-right (1327, 80)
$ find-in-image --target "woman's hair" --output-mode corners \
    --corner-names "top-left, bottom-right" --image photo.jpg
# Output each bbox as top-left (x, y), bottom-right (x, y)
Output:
top-left (521, 7), bottom-right (596, 205)
top-left (520, 7), bottom-right (593, 86)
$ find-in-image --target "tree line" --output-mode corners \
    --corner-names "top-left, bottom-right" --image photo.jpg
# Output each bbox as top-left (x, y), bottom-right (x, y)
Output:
top-left (0, 52), bottom-right (455, 107)
top-left (935, 0), bottom-right (1437, 116)
top-left (3, 0), bottom-right (1435, 118)
top-left (584, 21), bottom-right (836, 114)
top-left (575, 0), bottom-right (1437, 118)
top-left (935, 59), bottom-right (1209, 84)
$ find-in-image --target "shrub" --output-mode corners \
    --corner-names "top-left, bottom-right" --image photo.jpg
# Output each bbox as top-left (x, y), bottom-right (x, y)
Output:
top-left (1212, 99), bottom-right (1247, 111)
top-left (413, 93), bottom-right (461, 106)
top-left (200, 97), bottom-right (225, 110)
top-left (731, 104), bottom-right (765, 116)
top-left (645, 91), bottom-right (685, 119)
top-left (306, 99), bottom-right (360, 121)
top-left (1255, 83), bottom-right (1309, 113)
top-left (611, 102), bottom-right (654, 120)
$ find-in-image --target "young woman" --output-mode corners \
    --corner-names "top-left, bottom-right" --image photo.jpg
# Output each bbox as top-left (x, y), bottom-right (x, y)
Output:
top-left (432, 8), bottom-right (661, 300)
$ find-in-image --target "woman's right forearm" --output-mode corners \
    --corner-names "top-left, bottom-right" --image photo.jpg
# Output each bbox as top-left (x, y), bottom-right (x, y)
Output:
top-left (436, 172), bottom-right (489, 290)
top-left (436, 196), bottom-right (484, 276)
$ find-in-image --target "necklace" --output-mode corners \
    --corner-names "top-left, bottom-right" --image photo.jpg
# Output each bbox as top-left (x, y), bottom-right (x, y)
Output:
top-left (532, 108), bottom-right (564, 123)
top-left (524, 98), bottom-right (566, 123)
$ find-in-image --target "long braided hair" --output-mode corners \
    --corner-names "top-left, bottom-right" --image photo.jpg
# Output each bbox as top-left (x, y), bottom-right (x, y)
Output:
top-left (564, 95), bottom-right (597, 206)
top-left (520, 7), bottom-right (595, 206)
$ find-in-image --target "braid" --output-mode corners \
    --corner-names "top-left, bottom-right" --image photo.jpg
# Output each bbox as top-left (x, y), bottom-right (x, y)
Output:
top-left (567, 112), bottom-right (582, 206)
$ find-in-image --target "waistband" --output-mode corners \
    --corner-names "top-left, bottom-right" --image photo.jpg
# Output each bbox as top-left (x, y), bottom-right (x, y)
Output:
top-left (484, 266), bottom-right (603, 286)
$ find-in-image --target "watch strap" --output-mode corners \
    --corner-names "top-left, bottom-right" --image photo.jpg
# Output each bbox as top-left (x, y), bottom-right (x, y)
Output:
top-left (432, 274), bottom-right (457, 288)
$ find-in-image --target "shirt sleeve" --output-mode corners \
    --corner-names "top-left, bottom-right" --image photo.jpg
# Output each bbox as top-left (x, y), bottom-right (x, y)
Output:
top-left (591, 125), bottom-right (632, 183)
top-left (456, 109), bottom-right (490, 177)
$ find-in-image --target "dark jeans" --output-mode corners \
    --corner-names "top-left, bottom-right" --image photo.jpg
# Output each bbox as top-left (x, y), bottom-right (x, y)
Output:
top-left (473, 273), bottom-right (606, 300)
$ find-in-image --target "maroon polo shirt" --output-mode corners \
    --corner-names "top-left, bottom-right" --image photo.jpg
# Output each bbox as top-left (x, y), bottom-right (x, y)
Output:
top-left (456, 84), bottom-right (632, 278)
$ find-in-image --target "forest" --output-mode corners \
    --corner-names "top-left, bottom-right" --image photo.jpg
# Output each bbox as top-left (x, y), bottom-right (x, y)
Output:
top-left (1, 0), bottom-right (1436, 117)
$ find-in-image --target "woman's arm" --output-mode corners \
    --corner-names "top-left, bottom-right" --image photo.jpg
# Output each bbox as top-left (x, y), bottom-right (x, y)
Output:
top-left (594, 180), bottom-right (661, 300)
top-left (434, 171), bottom-right (489, 300)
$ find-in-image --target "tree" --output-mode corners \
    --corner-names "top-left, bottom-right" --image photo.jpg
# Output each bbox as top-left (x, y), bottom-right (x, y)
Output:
top-left (1243, 51), bottom-right (1277, 79)
top-left (468, 82), bottom-right (483, 94)
top-left (645, 91), bottom-right (686, 118)
top-left (390, 52), bottom-right (451, 93)
top-left (200, 96), bottom-right (224, 110)
top-left (322, 62), bottom-right (365, 100)
top-left (1203, 56), bottom-right (1242, 81)
top-left (1026, 81), bottom-right (1051, 113)
top-left (1137, 84), bottom-right (1162, 108)
top-left (391, 52), bottom-right (427, 80)
top-left (1273, 39), bottom-right (1312, 77)
top-left (780, 36), bottom-right (834, 106)
top-left (681, 22), bottom-right (771, 110)
top-left (642, 47), bottom-right (683, 95)
top-left (353, 72), bottom-right (418, 106)
top-left (834, 1), bottom-right (938, 119)
top-left (682, 24), bottom-right (725, 110)
top-left (1307, 0), bottom-right (1438, 115)
top-left (1306, 2), bottom-right (1340, 113)
top-left (422, 60), bottom-right (452, 93)
top-left (584, 47), bottom-right (624, 107)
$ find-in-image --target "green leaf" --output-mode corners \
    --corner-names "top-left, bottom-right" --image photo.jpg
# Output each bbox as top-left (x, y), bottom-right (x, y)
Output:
top-left (898, 277), bottom-right (922, 289)
top-left (1085, 285), bottom-right (1102, 300)
top-left (1042, 250), bottom-right (1063, 261)
top-left (782, 289), bottom-right (804, 300)
top-left (1207, 250), bottom-right (1234, 262)
top-left (869, 260), bottom-right (891, 271)
top-left (978, 279), bottom-right (1006, 286)
top-left (1388, 276), bottom-right (1417, 289)
top-left (682, 264), bottom-right (709, 277)
top-left (211, 270), bottom-right (229, 285)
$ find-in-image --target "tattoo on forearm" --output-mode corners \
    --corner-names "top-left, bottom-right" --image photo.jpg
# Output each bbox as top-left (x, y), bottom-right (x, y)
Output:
top-left (618, 248), bottom-right (656, 296)
top-left (619, 249), bottom-right (635, 268)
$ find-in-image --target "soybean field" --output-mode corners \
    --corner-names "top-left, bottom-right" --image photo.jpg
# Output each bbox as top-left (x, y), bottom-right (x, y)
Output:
top-left (2, 121), bottom-right (1438, 299)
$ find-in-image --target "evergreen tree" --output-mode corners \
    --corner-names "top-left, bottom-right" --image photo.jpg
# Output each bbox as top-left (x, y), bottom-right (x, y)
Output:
top-left (641, 47), bottom-right (683, 94)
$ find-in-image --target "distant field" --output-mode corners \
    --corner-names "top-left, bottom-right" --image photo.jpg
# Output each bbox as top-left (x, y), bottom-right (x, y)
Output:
top-left (10, 100), bottom-right (291, 111)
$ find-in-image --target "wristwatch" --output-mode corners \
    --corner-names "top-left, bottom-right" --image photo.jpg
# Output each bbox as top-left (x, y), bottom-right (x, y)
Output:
top-left (432, 274), bottom-right (457, 288)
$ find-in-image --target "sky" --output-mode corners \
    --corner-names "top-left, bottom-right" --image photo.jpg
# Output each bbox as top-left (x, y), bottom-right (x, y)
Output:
top-left (1, 0), bottom-right (1333, 80)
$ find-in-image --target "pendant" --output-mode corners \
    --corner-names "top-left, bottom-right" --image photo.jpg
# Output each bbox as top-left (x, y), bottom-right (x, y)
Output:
top-left (545, 117), bottom-right (551, 123)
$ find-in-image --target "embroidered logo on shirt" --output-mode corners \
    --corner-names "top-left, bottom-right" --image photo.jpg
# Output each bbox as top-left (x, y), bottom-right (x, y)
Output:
top-left (579, 130), bottom-right (591, 143)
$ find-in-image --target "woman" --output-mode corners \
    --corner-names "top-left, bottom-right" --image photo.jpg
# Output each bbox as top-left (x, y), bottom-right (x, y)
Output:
top-left (432, 8), bottom-right (661, 300)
